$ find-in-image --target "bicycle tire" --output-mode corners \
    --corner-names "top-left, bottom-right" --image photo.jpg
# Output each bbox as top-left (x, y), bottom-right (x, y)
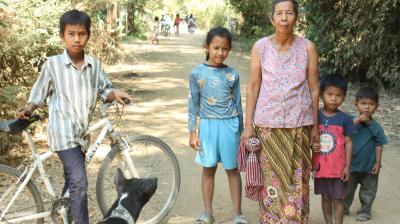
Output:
top-left (0, 164), bottom-right (44, 224)
top-left (96, 135), bottom-right (180, 224)
top-left (163, 25), bottom-right (170, 38)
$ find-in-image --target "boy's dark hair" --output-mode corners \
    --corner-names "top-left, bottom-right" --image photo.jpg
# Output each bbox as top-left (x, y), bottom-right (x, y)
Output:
top-left (271, 0), bottom-right (299, 19)
top-left (60, 10), bottom-right (91, 36)
top-left (355, 86), bottom-right (379, 103)
top-left (320, 74), bottom-right (348, 94)
top-left (155, 16), bottom-right (159, 21)
top-left (204, 26), bottom-right (232, 61)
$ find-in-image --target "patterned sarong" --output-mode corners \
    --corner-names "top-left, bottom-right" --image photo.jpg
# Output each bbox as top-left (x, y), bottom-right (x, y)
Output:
top-left (256, 127), bottom-right (312, 224)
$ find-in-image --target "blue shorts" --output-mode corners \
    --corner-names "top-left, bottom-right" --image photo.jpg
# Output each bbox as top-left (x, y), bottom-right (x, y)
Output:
top-left (195, 117), bottom-right (240, 170)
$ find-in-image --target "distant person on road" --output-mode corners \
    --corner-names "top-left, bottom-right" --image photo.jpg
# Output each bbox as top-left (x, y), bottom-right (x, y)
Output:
top-left (188, 27), bottom-right (247, 224)
top-left (151, 16), bottom-right (160, 44)
top-left (161, 14), bottom-right (172, 37)
top-left (187, 14), bottom-right (196, 33)
top-left (173, 13), bottom-right (181, 36)
top-left (344, 87), bottom-right (388, 222)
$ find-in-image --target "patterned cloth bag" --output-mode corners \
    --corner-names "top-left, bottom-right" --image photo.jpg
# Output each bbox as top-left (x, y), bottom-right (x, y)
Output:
top-left (238, 137), bottom-right (263, 201)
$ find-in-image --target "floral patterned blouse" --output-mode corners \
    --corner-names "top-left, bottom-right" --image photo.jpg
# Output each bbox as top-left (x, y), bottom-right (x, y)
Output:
top-left (254, 36), bottom-right (314, 128)
top-left (188, 63), bottom-right (243, 132)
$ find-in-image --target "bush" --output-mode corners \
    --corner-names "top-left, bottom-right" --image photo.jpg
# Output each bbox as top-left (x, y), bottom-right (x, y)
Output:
top-left (301, 0), bottom-right (400, 89)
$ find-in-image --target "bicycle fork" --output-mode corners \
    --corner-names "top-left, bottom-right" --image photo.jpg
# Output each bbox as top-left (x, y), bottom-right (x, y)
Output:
top-left (111, 132), bottom-right (139, 178)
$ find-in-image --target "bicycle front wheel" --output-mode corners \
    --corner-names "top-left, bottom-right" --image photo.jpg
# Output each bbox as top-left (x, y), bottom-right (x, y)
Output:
top-left (96, 135), bottom-right (180, 224)
top-left (0, 164), bottom-right (44, 224)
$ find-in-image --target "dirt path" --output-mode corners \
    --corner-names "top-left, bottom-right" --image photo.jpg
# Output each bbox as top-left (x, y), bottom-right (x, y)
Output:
top-left (104, 30), bottom-right (400, 223)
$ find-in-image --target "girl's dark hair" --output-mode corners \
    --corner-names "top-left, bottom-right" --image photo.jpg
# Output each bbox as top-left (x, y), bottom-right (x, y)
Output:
top-left (155, 16), bottom-right (159, 21)
top-left (270, 0), bottom-right (299, 19)
top-left (355, 86), bottom-right (379, 103)
top-left (60, 10), bottom-right (91, 36)
top-left (204, 26), bottom-right (232, 61)
top-left (320, 74), bottom-right (348, 95)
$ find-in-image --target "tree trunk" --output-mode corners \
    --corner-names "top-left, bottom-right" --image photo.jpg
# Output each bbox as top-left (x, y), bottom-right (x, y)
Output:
top-left (106, 2), bottom-right (118, 32)
top-left (126, 3), bottom-right (135, 35)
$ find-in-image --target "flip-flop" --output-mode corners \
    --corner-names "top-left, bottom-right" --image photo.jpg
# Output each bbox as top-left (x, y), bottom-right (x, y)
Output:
top-left (195, 212), bottom-right (214, 224)
top-left (355, 213), bottom-right (370, 221)
top-left (234, 214), bottom-right (248, 224)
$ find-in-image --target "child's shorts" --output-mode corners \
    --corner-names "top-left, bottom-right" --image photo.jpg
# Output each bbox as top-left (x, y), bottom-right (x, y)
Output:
top-left (195, 117), bottom-right (240, 170)
top-left (314, 178), bottom-right (346, 199)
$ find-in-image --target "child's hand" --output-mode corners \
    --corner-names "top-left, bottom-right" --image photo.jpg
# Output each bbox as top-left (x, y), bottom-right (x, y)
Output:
top-left (355, 112), bottom-right (371, 124)
top-left (189, 132), bottom-right (200, 151)
top-left (372, 163), bottom-right (381, 175)
top-left (341, 166), bottom-right (350, 182)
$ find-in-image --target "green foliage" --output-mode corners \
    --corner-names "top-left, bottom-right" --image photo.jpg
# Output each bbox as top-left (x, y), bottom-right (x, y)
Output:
top-left (227, 0), bottom-right (274, 37)
top-left (197, 4), bottom-right (227, 29)
top-left (0, 0), bottom-right (120, 153)
top-left (226, 0), bottom-right (275, 50)
top-left (301, 0), bottom-right (400, 89)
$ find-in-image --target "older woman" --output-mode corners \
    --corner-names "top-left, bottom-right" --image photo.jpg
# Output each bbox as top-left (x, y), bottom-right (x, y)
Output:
top-left (242, 0), bottom-right (319, 223)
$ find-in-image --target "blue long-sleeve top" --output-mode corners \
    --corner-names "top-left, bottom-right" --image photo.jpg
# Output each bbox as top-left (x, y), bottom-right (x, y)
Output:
top-left (188, 63), bottom-right (243, 132)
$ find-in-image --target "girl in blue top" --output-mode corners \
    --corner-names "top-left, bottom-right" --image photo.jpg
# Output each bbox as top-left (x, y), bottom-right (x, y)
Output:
top-left (188, 27), bottom-right (246, 224)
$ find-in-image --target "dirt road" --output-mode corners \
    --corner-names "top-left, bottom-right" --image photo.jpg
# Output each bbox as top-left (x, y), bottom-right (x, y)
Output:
top-left (104, 30), bottom-right (400, 223)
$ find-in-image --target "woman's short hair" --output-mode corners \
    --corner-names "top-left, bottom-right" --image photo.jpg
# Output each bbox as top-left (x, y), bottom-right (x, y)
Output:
top-left (270, 0), bottom-right (299, 19)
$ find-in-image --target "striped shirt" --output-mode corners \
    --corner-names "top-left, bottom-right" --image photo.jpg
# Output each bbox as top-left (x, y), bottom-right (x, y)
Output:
top-left (28, 50), bottom-right (112, 151)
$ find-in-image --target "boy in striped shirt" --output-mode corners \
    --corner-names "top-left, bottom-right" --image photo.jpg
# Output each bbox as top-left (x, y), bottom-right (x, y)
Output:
top-left (17, 10), bottom-right (131, 224)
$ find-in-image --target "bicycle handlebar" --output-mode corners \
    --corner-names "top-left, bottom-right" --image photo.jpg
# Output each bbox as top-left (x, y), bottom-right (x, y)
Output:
top-left (99, 99), bottom-right (133, 113)
top-left (0, 114), bottom-right (40, 134)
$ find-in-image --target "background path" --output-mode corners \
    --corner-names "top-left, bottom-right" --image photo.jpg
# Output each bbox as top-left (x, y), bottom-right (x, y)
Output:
top-left (104, 30), bottom-right (400, 223)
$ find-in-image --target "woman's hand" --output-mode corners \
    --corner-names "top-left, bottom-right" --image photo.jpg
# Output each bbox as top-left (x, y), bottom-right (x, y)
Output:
top-left (311, 141), bottom-right (321, 153)
top-left (189, 131), bottom-right (200, 151)
top-left (241, 125), bottom-right (256, 143)
top-left (310, 125), bottom-right (320, 152)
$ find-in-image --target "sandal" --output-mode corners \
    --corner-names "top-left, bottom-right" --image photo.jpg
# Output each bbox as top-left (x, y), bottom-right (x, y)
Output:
top-left (195, 212), bottom-right (214, 224)
top-left (355, 213), bottom-right (370, 221)
top-left (234, 214), bottom-right (248, 224)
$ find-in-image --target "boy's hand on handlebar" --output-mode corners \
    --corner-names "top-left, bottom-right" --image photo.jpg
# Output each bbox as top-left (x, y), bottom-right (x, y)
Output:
top-left (17, 107), bottom-right (32, 120)
top-left (111, 89), bottom-right (132, 105)
top-left (16, 103), bottom-right (38, 120)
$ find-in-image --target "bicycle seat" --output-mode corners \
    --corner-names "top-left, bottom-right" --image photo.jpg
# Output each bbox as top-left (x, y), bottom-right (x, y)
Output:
top-left (0, 115), bottom-right (40, 134)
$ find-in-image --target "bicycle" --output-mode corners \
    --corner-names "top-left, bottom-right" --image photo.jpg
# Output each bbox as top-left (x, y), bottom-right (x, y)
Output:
top-left (161, 24), bottom-right (170, 38)
top-left (0, 102), bottom-right (180, 224)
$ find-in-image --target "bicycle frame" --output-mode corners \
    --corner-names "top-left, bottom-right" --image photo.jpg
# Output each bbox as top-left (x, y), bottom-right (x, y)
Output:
top-left (0, 104), bottom-right (138, 223)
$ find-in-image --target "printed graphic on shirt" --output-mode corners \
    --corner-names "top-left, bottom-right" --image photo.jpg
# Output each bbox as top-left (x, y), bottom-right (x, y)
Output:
top-left (319, 129), bottom-right (337, 155)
